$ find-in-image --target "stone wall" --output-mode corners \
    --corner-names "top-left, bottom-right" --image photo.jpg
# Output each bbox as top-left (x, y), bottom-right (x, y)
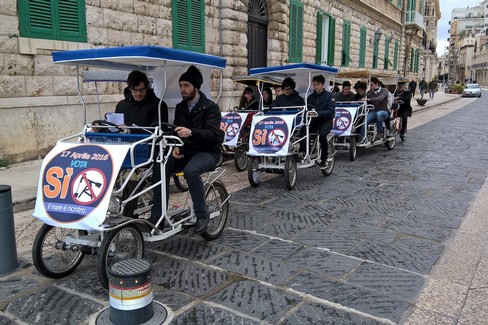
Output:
top-left (1, 0), bottom-right (420, 163)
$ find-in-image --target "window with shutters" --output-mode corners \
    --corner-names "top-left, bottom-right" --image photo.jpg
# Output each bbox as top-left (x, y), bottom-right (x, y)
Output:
top-left (315, 11), bottom-right (335, 66)
top-left (172, 0), bottom-right (205, 53)
top-left (289, 0), bottom-right (304, 63)
top-left (359, 27), bottom-right (366, 68)
top-left (18, 0), bottom-right (87, 43)
top-left (341, 21), bottom-right (351, 67)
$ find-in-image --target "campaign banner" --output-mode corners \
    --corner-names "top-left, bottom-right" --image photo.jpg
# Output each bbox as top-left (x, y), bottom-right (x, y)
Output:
top-left (331, 107), bottom-right (358, 136)
top-left (248, 115), bottom-right (296, 156)
top-left (33, 142), bottom-right (130, 231)
top-left (220, 112), bottom-right (248, 147)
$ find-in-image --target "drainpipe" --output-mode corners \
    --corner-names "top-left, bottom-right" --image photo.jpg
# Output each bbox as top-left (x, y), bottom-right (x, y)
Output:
top-left (217, 0), bottom-right (223, 105)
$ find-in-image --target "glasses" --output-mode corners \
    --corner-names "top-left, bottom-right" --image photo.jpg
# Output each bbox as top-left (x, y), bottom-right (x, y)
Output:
top-left (130, 87), bottom-right (147, 94)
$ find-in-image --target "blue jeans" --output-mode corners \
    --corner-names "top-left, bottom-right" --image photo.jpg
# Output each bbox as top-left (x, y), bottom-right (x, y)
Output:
top-left (359, 110), bottom-right (388, 140)
top-left (151, 151), bottom-right (219, 221)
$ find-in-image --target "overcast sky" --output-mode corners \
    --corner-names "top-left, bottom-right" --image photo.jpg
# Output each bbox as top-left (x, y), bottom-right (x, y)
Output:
top-left (436, 0), bottom-right (482, 55)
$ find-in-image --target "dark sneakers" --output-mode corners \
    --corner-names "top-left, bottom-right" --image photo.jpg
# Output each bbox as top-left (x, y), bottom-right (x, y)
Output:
top-left (317, 159), bottom-right (328, 169)
top-left (400, 134), bottom-right (406, 141)
top-left (194, 217), bottom-right (209, 234)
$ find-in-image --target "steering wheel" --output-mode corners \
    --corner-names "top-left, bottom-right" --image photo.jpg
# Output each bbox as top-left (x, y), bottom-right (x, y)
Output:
top-left (91, 120), bottom-right (125, 133)
top-left (151, 122), bottom-right (178, 135)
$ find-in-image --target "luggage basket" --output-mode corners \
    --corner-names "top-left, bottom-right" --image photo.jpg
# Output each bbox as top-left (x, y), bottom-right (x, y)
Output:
top-left (83, 132), bottom-right (153, 169)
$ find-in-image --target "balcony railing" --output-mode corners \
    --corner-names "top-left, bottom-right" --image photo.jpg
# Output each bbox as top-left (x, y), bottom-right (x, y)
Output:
top-left (405, 11), bottom-right (425, 31)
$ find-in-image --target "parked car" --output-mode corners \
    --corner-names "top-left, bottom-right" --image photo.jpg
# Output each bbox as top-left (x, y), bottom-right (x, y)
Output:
top-left (462, 83), bottom-right (482, 97)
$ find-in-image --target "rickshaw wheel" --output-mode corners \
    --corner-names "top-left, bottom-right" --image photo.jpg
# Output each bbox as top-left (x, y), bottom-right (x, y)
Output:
top-left (174, 175), bottom-right (189, 192)
top-left (385, 136), bottom-right (396, 150)
top-left (97, 224), bottom-right (144, 289)
top-left (201, 180), bottom-right (229, 241)
top-left (32, 224), bottom-right (86, 279)
top-left (284, 155), bottom-right (298, 191)
top-left (234, 143), bottom-right (249, 172)
top-left (248, 156), bottom-right (261, 188)
top-left (349, 136), bottom-right (357, 161)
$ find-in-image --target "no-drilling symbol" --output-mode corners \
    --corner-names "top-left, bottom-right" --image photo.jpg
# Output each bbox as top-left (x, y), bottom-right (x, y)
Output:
top-left (71, 168), bottom-right (107, 205)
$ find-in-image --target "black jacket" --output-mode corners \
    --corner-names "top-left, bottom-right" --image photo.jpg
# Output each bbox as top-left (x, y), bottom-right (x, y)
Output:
top-left (174, 92), bottom-right (223, 157)
top-left (307, 89), bottom-right (336, 120)
top-left (273, 90), bottom-right (305, 108)
top-left (393, 89), bottom-right (412, 117)
top-left (115, 87), bottom-right (168, 132)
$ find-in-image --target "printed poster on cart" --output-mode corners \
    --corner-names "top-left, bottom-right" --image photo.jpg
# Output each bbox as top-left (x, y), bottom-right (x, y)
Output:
top-left (331, 107), bottom-right (358, 136)
top-left (220, 112), bottom-right (248, 147)
top-left (248, 115), bottom-right (295, 156)
top-left (33, 142), bottom-right (130, 231)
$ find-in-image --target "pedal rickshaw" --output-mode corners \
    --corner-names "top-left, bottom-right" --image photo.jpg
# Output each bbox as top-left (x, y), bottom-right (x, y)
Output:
top-left (332, 70), bottom-right (400, 161)
top-left (31, 46), bottom-right (230, 289)
top-left (246, 63), bottom-right (338, 190)
top-left (219, 75), bottom-right (283, 171)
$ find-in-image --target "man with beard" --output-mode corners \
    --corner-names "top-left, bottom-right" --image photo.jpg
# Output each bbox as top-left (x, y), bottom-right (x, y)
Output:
top-left (150, 65), bottom-right (223, 234)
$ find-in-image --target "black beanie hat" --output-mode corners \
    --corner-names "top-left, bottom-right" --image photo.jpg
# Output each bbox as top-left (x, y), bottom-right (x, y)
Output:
top-left (179, 65), bottom-right (203, 89)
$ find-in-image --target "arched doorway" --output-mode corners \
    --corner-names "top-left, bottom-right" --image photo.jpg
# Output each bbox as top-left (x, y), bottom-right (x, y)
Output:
top-left (246, 0), bottom-right (268, 71)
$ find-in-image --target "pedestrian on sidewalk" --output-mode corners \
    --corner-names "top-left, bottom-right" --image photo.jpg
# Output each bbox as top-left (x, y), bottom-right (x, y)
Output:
top-left (393, 82), bottom-right (412, 141)
top-left (419, 78), bottom-right (427, 99)
top-left (409, 78), bottom-right (417, 98)
top-left (428, 78), bottom-right (438, 100)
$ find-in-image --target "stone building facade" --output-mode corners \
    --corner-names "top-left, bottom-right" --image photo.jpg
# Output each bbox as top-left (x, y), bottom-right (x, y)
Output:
top-left (1, 0), bottom-right (428, 163)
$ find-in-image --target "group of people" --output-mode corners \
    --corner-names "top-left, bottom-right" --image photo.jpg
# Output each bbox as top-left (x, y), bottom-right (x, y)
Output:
top-left (111, 67), bottom-right (222, 235)
top-left (109, 68), bottom-right (416, 233)
top-left (237, 84), bottom-right (283, 110)
top-left (408, 77), bottom-right (438, 100)
top-left (332, 78), bottom-right (412, 142)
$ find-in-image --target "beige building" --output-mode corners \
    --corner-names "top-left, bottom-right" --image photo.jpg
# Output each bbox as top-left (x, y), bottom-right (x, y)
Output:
top-left (448, 1), bottom-right (488, 84)
top-left (1, 0), bottom-right (429, 163)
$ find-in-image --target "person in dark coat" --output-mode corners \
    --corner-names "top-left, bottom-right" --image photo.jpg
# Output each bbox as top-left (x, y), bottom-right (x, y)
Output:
top-left (115, 70), bottom-right (168, 133)
top-left (302, 74), bottom-right (336, 168)
top-left (150, 65), bottom-right (223, 235)
top-left (111, 70), bottom-right (168, 218)
top-left (393, 82), bottom-right (412, 141)
top-left (335, 80), bottom-right (356, 101)
top-left (408, 78), bottom-right (417, 98)
top-left (272, 77), bottom-right (305, 107)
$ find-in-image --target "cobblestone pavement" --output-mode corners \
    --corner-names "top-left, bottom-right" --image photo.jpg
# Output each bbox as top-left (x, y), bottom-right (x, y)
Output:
top-left (1, 96), bottom-right (487, 324)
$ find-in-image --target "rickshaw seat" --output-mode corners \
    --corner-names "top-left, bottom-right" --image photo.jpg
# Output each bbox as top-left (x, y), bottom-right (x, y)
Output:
top-left (84, 132), bottom-right (152, 169)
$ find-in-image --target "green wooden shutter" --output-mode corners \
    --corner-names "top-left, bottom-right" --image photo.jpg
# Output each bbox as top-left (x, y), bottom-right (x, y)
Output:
top-left (289, 0), bottom-right (304, 63)
top-left (372, 36), bottom-right (379, 69)
top-left (172, 0), bottom-right (205, 53)
top-left (58, 0), bottom-right (86, 41)
top-left (393, 40), bottom-right (398, 70)
top-left (341, 21), bottom-right (351, 67)
top-left (384, 36), bottom-right (390, 70)
top-left (18, 0), bottom-right (86, 42)
top-left (328, 17), bottom-right (336, 66)
top-left (409, 47), bottom-right (414, 72)
top-left (359, 27), bottom-right (366, 68)
top-left (315, 12), bottom-right (323, 64)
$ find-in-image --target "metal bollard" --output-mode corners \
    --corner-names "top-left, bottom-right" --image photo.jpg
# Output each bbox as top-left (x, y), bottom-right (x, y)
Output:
top-left (109, 258), bottom-right (154, 325)
top-left (0, 185), bottom-right (18, 274)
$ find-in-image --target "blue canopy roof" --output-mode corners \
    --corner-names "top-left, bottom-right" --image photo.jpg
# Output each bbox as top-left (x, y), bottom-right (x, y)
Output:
top-left (52, 45), bottom-right (226, 70)
top-left (249, 63), bottom-right (338, 77)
